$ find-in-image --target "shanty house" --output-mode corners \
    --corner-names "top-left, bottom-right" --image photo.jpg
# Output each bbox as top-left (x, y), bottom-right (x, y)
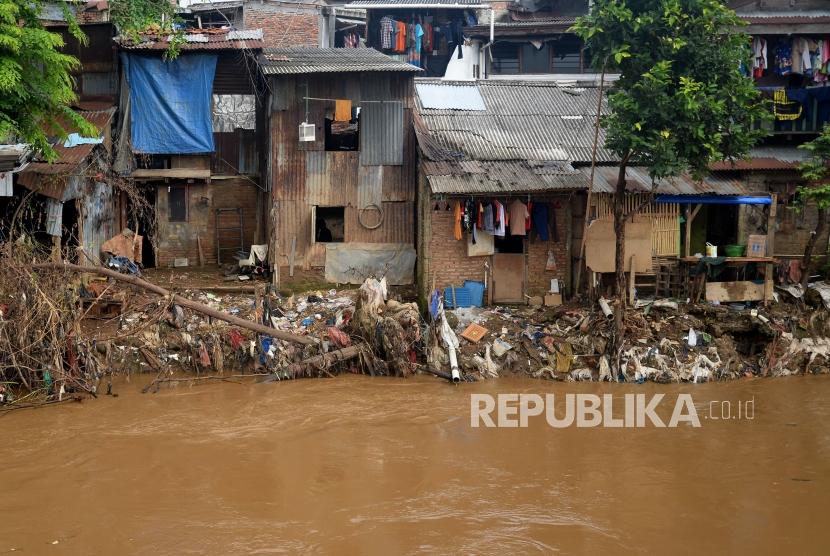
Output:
top-left (415, 79), bottom-right (772, 306)
top-left (115, 28), bottom-right (267, 268)
top-left (257, 47), bottom-right (421, 284)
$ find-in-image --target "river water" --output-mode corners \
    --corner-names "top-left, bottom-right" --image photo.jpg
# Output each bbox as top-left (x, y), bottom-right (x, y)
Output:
top-left (1, 375), bottom-right (828, 555)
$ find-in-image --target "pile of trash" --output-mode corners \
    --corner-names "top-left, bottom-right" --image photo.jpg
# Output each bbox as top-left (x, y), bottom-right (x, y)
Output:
top-left (426, 292), bottom-right (830, 383)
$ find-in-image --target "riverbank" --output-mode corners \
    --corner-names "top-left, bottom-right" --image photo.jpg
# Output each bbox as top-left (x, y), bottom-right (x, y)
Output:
top-left (3, 244), bottom-right (830, 410)
top-left (1, 374), bottom-right (828, 554)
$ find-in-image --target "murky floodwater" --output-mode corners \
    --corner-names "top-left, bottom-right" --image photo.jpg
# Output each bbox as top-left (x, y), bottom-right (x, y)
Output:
top-left (1, 375), bottom-right (829, 555)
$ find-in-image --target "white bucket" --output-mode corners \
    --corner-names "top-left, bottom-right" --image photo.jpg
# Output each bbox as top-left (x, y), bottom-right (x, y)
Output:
top-left (705, 243), bottom-right (717, 257)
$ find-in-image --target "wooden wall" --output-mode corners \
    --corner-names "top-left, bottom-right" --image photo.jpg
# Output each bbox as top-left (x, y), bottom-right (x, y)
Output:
top-left (268, 72), bottom-right (416, 269)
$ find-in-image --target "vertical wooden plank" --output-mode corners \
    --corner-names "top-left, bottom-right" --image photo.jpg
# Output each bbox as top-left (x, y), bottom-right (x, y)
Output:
top-left (764, 194), bottom-right (777, 304)
top-left (629, 254), bottom-right (636, 306)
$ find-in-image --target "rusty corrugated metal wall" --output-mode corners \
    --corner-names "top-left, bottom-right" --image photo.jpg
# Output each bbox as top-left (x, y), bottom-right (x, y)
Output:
top-left (268, 73), bottom-right (416, 270)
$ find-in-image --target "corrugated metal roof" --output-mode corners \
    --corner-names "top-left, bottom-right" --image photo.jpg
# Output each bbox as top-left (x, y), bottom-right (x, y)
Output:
top-left (415, 83), bottom-right (486, 110)
top-left (424, 160), bottom-right (588, 194)
top-left (709, 146), bottom-right (809, 171)
top-left (259, 48), bottom-right (421, 74)
top-left (117, 28), bottom-right (264, 51)
top-left (187, 1), bottom-right (243, 12)
top-left (415, 79), bottom-right (614, 165)
top-left (581, 167), bottom-right (749, 196)
top-left (345, 0), bottom-right (483, 6)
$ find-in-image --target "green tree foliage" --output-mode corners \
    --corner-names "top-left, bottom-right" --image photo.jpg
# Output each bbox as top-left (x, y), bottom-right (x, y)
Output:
top-left (572, 0), bottom-right (767, 181)
top-left (110, 0), bottom-right (184, 60)
top-left (796, 124), bottom-right (830, 287)
top-left (571, 0), bottom-right (768, 365)
top-left (0, 0), bottom-right (95, 161)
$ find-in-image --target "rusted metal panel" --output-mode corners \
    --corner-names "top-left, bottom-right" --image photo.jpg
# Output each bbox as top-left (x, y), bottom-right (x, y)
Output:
top-left (327, 151), bottom-right (358, 206)
top-left (271, 109), bottom-right (306, 201)
top-left (357, 165), bottom-right (382, 209)
top-left (382, 115), bottom-right (416, 201)
top-left (276, 199), bottom-right (311, 266)
top-left (360, 102), bottom-right (403, 166)
top-left (347, 201), bottom-right (414, 244)
top-left (305, 150), bottom-right (331, 205)
top-left (80, 181), bottom-right (116, 266)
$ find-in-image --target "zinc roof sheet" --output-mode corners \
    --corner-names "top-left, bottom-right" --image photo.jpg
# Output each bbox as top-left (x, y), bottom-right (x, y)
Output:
top-left (117, 29), bottom-right (264, 51)
top-left (258, 47), bottom-right (421, 74)
top-left (581, 166), bottom-right (749, 196)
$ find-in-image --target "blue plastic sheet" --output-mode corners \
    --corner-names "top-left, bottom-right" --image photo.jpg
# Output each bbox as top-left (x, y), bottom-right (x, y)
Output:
top-left (124, 53), bottom-right (218, 154)
top-left (654, 195), bottom-right (772, 205)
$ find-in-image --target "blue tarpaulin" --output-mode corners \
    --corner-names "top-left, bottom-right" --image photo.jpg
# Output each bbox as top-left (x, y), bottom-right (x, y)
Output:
top-left (654, 195), bottom-right (772, 205)
top-left (124, 53), bottom-right (218, 154)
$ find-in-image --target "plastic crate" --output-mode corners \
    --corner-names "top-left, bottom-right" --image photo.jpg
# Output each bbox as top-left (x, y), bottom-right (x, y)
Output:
top-left (444, 287), bottom-right (473, 308)
top-left (463, 280), bottom-right (485, 307)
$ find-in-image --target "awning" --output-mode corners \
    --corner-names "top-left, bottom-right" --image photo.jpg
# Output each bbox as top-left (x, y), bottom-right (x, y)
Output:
top-left (654, 195), bottom-right (772, 205)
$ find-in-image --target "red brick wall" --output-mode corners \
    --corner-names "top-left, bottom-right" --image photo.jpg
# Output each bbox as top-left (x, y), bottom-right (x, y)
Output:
top-left (244, 1), bottom-right (320, 48)
top-left (155, 179), bottom-right (259, 268)
top-left (425, 197), bottom-right (571, 301)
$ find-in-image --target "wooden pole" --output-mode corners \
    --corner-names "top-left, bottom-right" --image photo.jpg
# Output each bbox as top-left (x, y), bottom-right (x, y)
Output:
top-left (764, 194), bottom-right (777, 304)
top-left (629, 254), bottom-right (636, 306)
top-left (32, 262), bottom-right (315, 345)
top-left (574, 64), bottom-right (607, 295)
top-left (269, 204), bottom-right (280, 288)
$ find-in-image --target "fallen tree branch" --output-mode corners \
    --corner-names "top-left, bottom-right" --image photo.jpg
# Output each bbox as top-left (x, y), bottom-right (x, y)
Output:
top-left (32, 263), bottom-right (315, 345)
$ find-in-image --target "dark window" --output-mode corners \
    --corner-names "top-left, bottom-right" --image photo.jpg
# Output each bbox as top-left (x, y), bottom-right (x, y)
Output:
top-left (491, 43), bottom-right (520, 75)
top-left (314, 206), bottom-right (345, 243)
top-left (521, 43), bottom-right (551, 74)
top-left (169, 186), bottom-right (188, 222)
top-left (552, 36), bottom-right (584, 73)
top-left (325, 109), bottom-right (360, 151)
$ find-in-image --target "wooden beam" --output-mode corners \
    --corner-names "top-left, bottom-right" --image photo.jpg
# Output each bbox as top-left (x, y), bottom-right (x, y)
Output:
top-left (706, 281), bottom-right (765, 303)
top-left (629, 254), bottom-right (636, 306)
top-left (130, 168), bottom-right (211, 180)
top-left (685, 203), bottom-right (702, 257)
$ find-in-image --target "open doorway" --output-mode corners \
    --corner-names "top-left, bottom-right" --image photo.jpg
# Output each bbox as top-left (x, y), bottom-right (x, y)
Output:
top-left (125, 187), bottom-right (157, 268)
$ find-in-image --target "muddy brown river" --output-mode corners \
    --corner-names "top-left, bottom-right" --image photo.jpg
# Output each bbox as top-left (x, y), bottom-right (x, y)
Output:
top-left (1, 375), bottom-right (828, 554)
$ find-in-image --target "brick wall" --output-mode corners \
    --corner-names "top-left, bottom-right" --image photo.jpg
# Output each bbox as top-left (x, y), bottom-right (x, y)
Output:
top-left (425, 197), bottom-right (571, 301)
top-left (155, 179), bottom-right (259, 268)
top-left (737, 172), bottom-right (830, 258)
top-left (244, 1), bottom-right (320, 48)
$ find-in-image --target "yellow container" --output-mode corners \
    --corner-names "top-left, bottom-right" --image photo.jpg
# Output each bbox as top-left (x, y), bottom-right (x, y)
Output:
top-left (705, 243), bottom-right (717, 257)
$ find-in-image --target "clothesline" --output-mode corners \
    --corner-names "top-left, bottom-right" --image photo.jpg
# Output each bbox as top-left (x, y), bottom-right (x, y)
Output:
top-left (301, 97), bottom-right (403, 104)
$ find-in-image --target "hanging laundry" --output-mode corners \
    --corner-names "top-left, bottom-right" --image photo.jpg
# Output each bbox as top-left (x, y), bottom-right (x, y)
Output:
top-left (508, 199), bottom-right (529, 236)
top-left (334, 99), bottom-right (352, 122)
top-left (476, 202), bottom-right (484, 229)
top-left (463, 199), bottom-right (475, 231)
top-left (483, 203), bottom-right (494, 233)
top-left (525, 201), bottom-right (532, 232)
top-left (380, 16), bottom-right (394, 50)
top-left (792, 37), bottom-right (813, 76)
top-left (531, 203), bottom-right (549, 241)
top-left (409, 23), bottom-right (425, 67)
top-left (752, 36), bottom-right (767, 79)
top-left (453, 201), bottom-right (462, 241)
top-left (775, 41), bottom-right (792, 76)
top-left (494, 201), bottom-right (506, 237)
top-left (395, 21), bottom-right (407, 53)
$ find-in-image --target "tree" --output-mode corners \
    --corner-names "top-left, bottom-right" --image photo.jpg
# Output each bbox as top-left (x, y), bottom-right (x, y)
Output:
top-left (110, 0), bottom-right (184, 61)
top-left (0, 0), bottom-right (95, 161)
top-left (796, 124), bottom-right (830, 290)
top-left (572, 0), bottom-right (767, 370)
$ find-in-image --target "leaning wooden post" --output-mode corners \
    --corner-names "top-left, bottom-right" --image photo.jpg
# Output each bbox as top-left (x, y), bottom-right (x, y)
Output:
top-left (269, 203), bottom-right (280, 289)
top-left (764, 194), bottom-right (777, 304)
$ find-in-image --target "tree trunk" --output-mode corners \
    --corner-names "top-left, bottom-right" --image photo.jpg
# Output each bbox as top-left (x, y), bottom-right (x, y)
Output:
top-left (801, 207), bottom-right (826, 290)
top-left (610, 161), bottom-right (628, 377)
